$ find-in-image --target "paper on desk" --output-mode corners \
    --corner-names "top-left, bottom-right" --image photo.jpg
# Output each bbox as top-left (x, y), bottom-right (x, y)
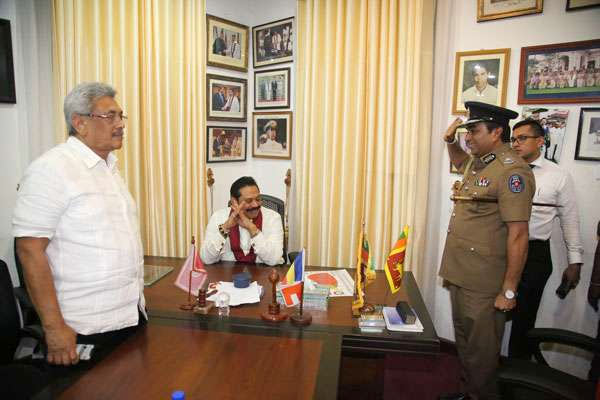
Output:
top-left (206, 281), bottom-right (262, 306)
top-left (304, 269), bottom-right (354, 297)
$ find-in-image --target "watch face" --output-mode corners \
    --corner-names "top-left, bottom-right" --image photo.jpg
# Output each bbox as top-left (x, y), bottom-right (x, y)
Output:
top-left (504, 290), bottom-right (515, 299)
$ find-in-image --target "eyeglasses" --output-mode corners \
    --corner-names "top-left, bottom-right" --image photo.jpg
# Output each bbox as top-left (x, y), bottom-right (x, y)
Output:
top-left (81, 111), bottom-right (128, 124)
top-left (510, 135), bottom-right (539, 144)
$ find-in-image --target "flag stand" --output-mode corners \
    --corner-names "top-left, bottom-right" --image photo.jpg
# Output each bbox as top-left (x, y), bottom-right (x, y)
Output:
top-left (290, 281), bottom-right (312, 326)
top-left (180, 236), bottom-right (198, 311)
top-left (261, 268), bottom-right (288, 322)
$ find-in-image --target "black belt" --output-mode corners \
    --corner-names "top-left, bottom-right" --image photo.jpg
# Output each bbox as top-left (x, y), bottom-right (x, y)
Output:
top-left (529, 239), bottom-right (549, 243)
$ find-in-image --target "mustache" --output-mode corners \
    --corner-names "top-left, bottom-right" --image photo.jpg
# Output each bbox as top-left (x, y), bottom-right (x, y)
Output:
top-left (246, 206), bottom-right (260, 212)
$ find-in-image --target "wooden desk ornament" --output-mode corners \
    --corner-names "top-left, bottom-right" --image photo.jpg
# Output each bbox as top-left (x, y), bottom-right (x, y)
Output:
top-left (261, 268), bottom-right (288, 322)
top-left (193, 286), bottom-right (214, 315)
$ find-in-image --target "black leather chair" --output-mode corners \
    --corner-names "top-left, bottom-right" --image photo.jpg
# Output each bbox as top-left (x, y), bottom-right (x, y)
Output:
top-left (497, 328), bottom-right (599, 400)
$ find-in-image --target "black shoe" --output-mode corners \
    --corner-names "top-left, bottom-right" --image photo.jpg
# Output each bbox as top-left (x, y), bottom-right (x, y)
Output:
top-left (438, 393), bottom-right (470, 400)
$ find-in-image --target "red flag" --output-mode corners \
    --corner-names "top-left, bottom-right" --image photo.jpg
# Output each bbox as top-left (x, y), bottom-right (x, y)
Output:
top-left (175, 238), bottom-right (207, 294)
top-left (279, 281), bottom-right (303, 307)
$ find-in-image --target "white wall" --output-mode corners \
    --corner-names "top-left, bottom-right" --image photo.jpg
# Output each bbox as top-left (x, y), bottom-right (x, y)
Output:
top-left (429, 0), bottom-right (600, 378)
top-left (206, 0), bottom-right (295, 211)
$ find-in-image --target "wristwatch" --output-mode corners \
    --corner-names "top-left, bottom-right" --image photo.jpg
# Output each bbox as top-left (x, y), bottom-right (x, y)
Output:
top-left (503, 289), bottom-right (516, 300)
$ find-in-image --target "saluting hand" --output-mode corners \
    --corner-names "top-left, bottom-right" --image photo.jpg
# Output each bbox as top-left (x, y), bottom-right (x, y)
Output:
top-left (444, 118), bottom-right (464, 143)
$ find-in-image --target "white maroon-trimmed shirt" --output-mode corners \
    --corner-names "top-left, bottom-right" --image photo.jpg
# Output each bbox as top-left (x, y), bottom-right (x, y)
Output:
top-left (13, 136), bottom-right (146, 335)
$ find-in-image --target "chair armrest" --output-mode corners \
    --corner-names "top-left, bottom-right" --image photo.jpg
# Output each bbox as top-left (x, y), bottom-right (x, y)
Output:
top-left (528, 328), bottom-right (600, 365)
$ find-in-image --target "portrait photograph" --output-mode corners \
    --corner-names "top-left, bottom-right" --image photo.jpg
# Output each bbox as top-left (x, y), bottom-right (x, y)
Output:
top-left (521, 107), bottom-right (570, 163)
top-left (207, 15), bottom-right (249, 72)
top-left (206, 74), bottom-right (247, 122)
top-left (254, 67), bottom-right (290, 109)
top-left (452, 48), bottom-right (510, 115)
top-left (477, 0), bottom-right (543, 22)
top-left (252, 111), bottom-right (292, 159)
top-left (206, 126), bottom-right (247, 163)
top-left (575, 108), bottom-right (600, 161)
top-left (518, 39), bottom-right (600, 104)
top-left (252, 17), bottom-right (294, 68)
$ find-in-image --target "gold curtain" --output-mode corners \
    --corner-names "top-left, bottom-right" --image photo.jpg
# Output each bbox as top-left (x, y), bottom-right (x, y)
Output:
top-left (52, 0), bottom-right (208, 257)
top-left (293, 0), bottom-right (434, 283)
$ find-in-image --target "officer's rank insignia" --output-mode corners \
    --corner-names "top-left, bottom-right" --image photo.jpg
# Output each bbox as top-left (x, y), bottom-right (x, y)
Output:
top-left (503, 157), bottom-right (515, 164)
top-left (481, 153), bottom-right (496, 164)
top-left (475, 177), bottom-right (489, 187)
top-left (508, 174), bottom-right (524, 193)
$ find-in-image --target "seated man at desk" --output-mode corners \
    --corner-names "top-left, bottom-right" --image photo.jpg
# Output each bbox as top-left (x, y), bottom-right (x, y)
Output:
top-left (201, 176), bottom-right (284, 266)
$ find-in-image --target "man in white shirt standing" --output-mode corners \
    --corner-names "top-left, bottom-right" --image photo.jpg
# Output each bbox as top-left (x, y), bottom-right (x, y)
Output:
top-left (508, 119), bottom-right (584, 359)
top-left (13, 82), bottom-right (146, 367)
top-left (201, 176), bottom-right (284, 266)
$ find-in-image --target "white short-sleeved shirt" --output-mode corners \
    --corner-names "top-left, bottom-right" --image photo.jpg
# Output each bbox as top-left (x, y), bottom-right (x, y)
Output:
top-left (13, 137), bottom-right (146, 335)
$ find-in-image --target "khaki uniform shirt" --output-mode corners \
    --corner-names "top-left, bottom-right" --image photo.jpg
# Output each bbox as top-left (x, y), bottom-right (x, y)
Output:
top-left (439, 143), bottom-right (535, 294)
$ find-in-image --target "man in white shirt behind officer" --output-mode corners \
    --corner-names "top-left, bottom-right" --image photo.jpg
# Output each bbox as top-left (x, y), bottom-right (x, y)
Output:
top-left (13, 82), bottom-right (146, 367)
top-left (508, 118), bottom-right (584, 359)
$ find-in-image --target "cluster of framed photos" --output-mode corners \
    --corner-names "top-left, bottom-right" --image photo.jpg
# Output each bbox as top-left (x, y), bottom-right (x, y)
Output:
top-left (476, 0), bottom-right (600, 22)
top-left (451, 36), bottom-right (600, 167)
top-left (206, 15), bottom-right (294, 163)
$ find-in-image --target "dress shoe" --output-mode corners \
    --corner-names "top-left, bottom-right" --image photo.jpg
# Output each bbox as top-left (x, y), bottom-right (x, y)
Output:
top-left (438, 393), bottom-right (470, 400)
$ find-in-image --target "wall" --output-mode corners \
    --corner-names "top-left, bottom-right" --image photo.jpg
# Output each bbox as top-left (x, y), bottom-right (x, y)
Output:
top-left (428, 1), bottom-right (600, 378)
top-left (206, 0), bottom-right (295, 212)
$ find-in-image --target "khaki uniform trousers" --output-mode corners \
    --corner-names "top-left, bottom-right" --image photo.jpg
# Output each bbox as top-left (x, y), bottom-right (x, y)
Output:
top-left (448, 284), bottom-right (506, 398)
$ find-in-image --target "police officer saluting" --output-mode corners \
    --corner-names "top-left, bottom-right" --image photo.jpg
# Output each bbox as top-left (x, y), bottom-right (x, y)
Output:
top-left (438, 102), bottom-right (535, 400)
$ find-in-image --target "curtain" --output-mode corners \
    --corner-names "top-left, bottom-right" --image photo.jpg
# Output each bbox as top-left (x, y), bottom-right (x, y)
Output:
top-left (292, 0), bottom-right (434, 285)
top-left (52, 0), bottom-right (208, 257)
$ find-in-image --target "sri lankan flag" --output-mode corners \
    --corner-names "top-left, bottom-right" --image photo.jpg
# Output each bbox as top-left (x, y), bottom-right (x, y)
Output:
top-left (384, 226), bottom-right (409, 294)
top-left (352, 228), bottom-right (375, 314)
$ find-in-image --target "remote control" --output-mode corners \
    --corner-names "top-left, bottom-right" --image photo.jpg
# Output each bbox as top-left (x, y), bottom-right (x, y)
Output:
top-left (396, 301), bottom-right (416, 324)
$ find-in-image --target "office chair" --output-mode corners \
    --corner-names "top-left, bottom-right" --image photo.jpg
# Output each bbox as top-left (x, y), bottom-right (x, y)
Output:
top-left (260, 194), bottom-right (288, 263)
top-left (496, 328), bottom-right (599, 400)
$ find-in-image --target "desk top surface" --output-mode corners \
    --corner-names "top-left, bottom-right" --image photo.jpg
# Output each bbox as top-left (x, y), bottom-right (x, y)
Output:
top-left (58, 318), bottom-right (340, 400)
top-left (144, 256), bottom-right (440, 355)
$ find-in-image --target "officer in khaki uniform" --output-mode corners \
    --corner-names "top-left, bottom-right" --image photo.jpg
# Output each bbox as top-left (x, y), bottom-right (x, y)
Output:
top-left (438, 102), bottom-right (535, 400)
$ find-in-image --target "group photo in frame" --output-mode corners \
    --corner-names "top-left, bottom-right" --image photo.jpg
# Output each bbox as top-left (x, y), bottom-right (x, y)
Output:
top-left (518, 39), bottom-right (600, 104)
top-left (206, 74), bottom-right (247, 122)
top-left (207, 15), bottom-right (249, 72)
top-left (477, 0), bottom-right (543, 22)
top-left (252, 17), bottom-right (294, 68)
top-left (452, 48), bottom-right (510, 115)
top-left (566, 0), bottom-right (600, 11)
top-left (206, 126), bottom-right (247, 163)
top-left (575, 108), bottom-right (600, 161)
top-left (254, 68), bottom-right (290, 109)
top-left (252, 111), bottom-right (292, 160)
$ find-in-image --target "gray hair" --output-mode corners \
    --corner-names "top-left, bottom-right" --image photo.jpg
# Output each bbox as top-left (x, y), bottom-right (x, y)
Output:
top-left (64, 82), bottom-right (117, 136)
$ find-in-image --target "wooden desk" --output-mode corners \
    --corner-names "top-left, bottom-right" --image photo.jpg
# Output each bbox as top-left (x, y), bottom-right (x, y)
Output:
top-left (57, 318), bottom-right (340, 400)
top-left (145, 257), bottom-right (440, 355)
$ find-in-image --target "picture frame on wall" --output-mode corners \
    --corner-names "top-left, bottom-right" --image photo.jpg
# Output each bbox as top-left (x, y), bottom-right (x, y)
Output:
top-left (206, 15), bottom-right (249, 72)
top-left (477, 0), bottom-right (543, 22)
top-left (452, 48), bottom-right (510, 115)
top-left (450, 129), bottom-right (470, 174)
top-left (206, 126), bottom-right (247, 163)
top-left (575, 108), bottom-right (600, 161)
top-left (252, 111), bottom-right (292, 160)
top-left (566, 0), bottom-right (600, 11)
top-left (252, 17), bottom-right (294, 68)
top-left (517, 39), bottom-right (600, 104)
top-left (0, 19), bottom-right (16, 103)
top-left (206, 74), bottom-right (247, 122)
top-left (254, 68), bottom-right (291, 109)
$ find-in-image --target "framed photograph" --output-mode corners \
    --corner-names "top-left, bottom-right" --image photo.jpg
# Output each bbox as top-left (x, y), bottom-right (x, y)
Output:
top-left (0, 19), bottom-right (16, 103)
top-left (517, 39), bottom-right (600, 104)
top-left (452, 48), bottom-right (510, 115)
top-left (206, 74), bottom-right (247, 122)
top-left (252, 112), bottom-right (292, 159)
top-left (450, 129), bottom-right (470, 174)
top-left (566, 0), bottom-right (600, 11)
top-left (252, 17), bottom-right (294, 68)
top-left (575, 108), bottom-right (600, 161)
top-left (207, 15), bottom-right (249, 72)
top-left (477, 0), bottom-right (543, 22)
top-left (207, 126), bottom-right (247, 163)
top-left (521, 107), bottom-right (570, 163)
top-left (254, 68), bottom-right (290, 109)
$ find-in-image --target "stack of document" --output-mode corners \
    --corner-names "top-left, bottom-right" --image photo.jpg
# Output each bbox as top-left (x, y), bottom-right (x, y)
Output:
top-left (206, 281), bottom-right (262, 306)
top-left (276, 284), bottom-right (329, 310)
top-left (382, 306), bottom-right (424, 333)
